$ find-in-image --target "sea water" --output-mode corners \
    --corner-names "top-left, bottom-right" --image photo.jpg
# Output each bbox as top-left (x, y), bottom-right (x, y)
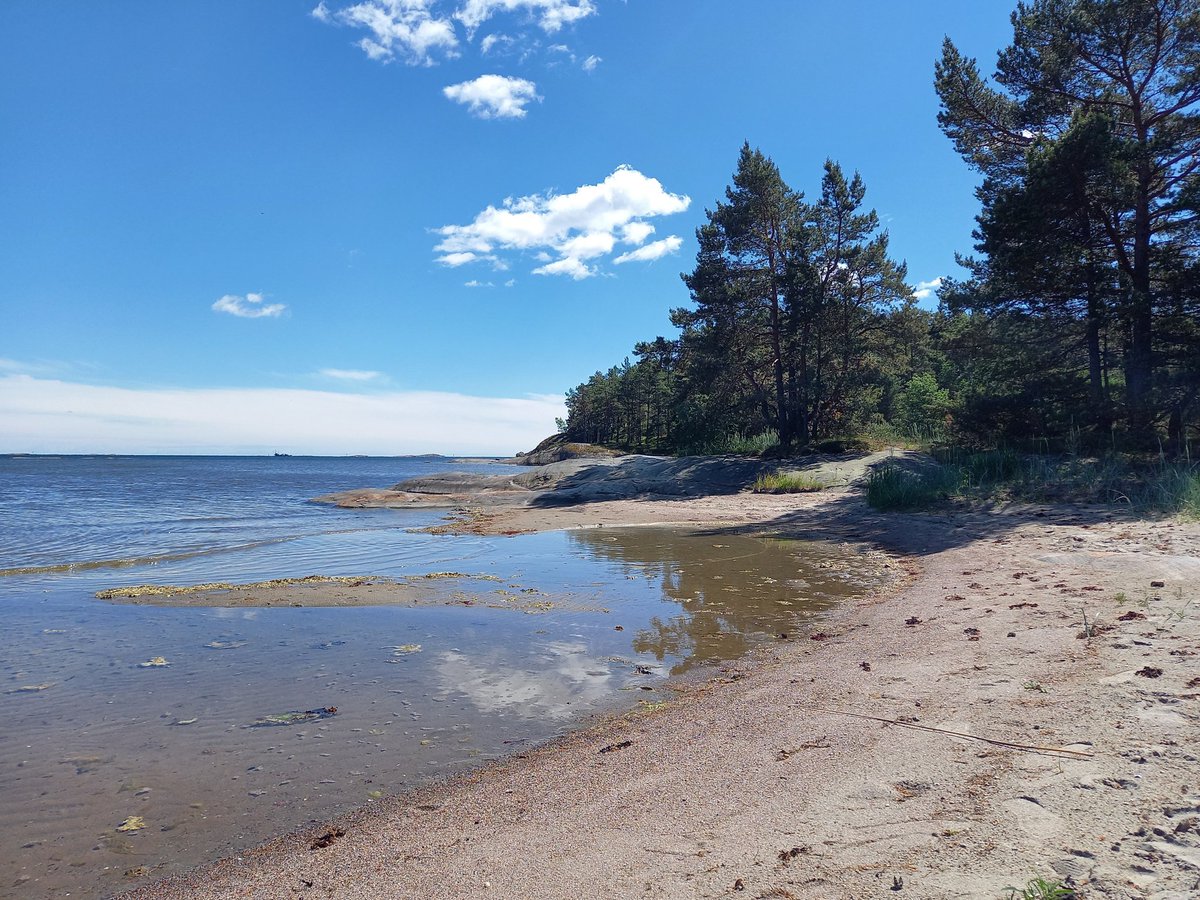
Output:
top-left (0, 455), bottom-right (878, 898)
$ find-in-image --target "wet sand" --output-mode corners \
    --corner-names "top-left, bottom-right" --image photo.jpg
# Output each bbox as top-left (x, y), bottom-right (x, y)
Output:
top-left (122, 469), bottom-right (1200, 899)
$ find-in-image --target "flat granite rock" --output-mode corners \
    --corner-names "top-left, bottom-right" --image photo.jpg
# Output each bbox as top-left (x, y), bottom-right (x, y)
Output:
top-left (314, 450), bottom-right (922, 509)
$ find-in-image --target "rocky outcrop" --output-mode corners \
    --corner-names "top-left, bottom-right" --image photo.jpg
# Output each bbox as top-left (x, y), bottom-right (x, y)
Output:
top-left (510, 433), bottom-right (625, 466)
top-left (314, 450), bottom-right (922, 510)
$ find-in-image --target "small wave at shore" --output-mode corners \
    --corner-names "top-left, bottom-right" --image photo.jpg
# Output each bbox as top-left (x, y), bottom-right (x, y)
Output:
top-left (0, 536), bottom-right (301, 578)
top-left (0, 524), bottom-right (421, 579)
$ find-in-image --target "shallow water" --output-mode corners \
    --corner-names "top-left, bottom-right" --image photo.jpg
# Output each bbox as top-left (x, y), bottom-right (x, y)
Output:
top-left (0, 455), bottom-right (508, 578)
top-left (0, 457), bottom-right (883, 899)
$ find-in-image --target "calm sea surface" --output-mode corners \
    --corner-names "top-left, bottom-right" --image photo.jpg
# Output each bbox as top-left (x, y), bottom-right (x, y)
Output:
top-left (0, 455), bottom-right (880, 899)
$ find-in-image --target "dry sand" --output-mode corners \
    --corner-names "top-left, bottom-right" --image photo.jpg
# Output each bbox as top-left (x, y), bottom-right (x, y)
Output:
top-left (122, 463), bottom-right (1200, 899)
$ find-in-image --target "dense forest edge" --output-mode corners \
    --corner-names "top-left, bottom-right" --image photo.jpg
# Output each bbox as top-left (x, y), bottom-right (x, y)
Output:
top-left (554, 0), bottom-right (1199, 515)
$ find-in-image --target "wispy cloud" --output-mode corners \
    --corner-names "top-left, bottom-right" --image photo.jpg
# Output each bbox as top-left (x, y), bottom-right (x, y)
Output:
top-left (912, 277), bottom-right (944, 301)
top-left (443, 74), bottom-right (540, 118)
top-left (479, 32), bottom-right (513, 54)
top-left (456, 0), bottom-right (596, 35)
top-left (434, 166), bottom-right (690, 280)
top-left (464, 279), bottom-right (495, 287)
top-left (0, 375), bottom-right (564, 455)
top-left (613, 235), bottom-right (682, 264)
top-left (318, 368), bottom-right (383, 381)
top-left (0, 358), bottom-right (62, 376)
top-left (212, 293), bottom-right (287, 319)
top-left (581, 53), bottom-right (600, 71)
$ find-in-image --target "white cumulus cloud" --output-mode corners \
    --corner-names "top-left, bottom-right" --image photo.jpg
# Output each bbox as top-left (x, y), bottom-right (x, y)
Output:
top-left (434, 166), bottom-right (690, 279)
top-left (311, 0), bottom-right (459, 65)
top-left (212, 293), bottom-right (287, 319)
top-left (912, 276), bottom-right (944, 301)
top-left (613, 235), bottom-right (683, 265)
top-left (314, 0), bottom-right (596, 64)
top-left (443, 74), bottom-right (540, 118)
top-left (531, 257), bottom-right (594, 280)
top-left (620, 221), bottom-right (654, 244)
top-left (438, 251), bottom-right (483, 266)
top-left (0, 375), bottom-right (564, 456)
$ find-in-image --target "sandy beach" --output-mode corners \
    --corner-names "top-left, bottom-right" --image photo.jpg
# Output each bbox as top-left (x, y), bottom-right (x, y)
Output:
top-left (121, 457), bottom-right (1200, 899)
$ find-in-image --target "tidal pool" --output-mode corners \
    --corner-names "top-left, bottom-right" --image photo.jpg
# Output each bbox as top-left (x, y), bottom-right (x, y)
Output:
top-left (0, 526), bottom-right (886, 899)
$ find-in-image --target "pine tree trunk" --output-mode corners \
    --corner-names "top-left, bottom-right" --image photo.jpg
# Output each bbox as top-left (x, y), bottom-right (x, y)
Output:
top-left (1125, 166), bottom-right (1155, 443)
top-left (770, 287), bottom-right (791, 450)
top-left (1168, 406), bottom-right (1184, 459)
top-left (1086, 291), bottom-right (1107, 431)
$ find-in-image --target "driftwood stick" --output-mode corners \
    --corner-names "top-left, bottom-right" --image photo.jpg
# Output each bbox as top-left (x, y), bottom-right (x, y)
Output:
top-left (809, 707), bottom-right (1095, 759)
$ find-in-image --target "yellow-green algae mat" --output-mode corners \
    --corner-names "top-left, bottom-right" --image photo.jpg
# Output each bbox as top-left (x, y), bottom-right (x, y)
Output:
top-left (93, 572), bottom-right (599, 613)
top-left (95, 575), bottom-right (393, 599)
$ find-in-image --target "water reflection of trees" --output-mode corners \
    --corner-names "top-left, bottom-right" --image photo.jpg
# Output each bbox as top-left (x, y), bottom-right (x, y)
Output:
top-left (568, 529), bottom-right (865, 674)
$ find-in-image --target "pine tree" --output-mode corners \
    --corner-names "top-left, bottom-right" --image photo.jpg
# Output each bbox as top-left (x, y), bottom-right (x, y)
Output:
top-left (936, 0), bottom-right (1200, 444)
top-left (680, 143), bottom-right (806, 449)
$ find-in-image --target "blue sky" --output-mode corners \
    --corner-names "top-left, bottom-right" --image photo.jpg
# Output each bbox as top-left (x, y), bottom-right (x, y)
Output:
top-left (1, 0), bottom-right (1015, 454)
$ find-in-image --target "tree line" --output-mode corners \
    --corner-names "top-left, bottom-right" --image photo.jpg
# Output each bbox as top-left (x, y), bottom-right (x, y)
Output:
top-left (564, 0), bottom-right (1198, 457)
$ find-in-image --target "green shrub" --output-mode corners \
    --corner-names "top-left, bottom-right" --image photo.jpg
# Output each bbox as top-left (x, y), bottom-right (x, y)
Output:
top-left (894, 372), bottom-right (952, 434)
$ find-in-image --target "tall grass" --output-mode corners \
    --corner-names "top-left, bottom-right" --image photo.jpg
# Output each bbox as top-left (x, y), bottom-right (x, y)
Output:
top-left (684, 429), bottom-right (779, 456)
top-left (865, 463), bottom-right (961, 510)
top-left (752, 471), bottom-right (826, 494)
top-left (866, 448), bottom-right (1200, 516)
top-left (858, 422), bottom-right (948, 451)
top-left (1133, 458), bottom-right (1200, 517)
top-left (945, 447), bottom-right (1023, 483)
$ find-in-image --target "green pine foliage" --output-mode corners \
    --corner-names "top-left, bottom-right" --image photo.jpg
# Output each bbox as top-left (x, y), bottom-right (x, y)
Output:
top-left (565, 147), bottom-right (920, 454)
top-left (935, 0), bottom-right (1200, 450)
top-left (565, 0), bottom-right (1199, 462)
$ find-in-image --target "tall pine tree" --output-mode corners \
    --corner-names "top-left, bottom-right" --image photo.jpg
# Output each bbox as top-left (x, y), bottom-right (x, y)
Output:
top-left (936, 0), bottom-right (1200, 445)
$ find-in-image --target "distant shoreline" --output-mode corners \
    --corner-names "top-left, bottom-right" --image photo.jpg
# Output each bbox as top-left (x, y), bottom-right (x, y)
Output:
top-left (0, 452), bottom-right (519, 460)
